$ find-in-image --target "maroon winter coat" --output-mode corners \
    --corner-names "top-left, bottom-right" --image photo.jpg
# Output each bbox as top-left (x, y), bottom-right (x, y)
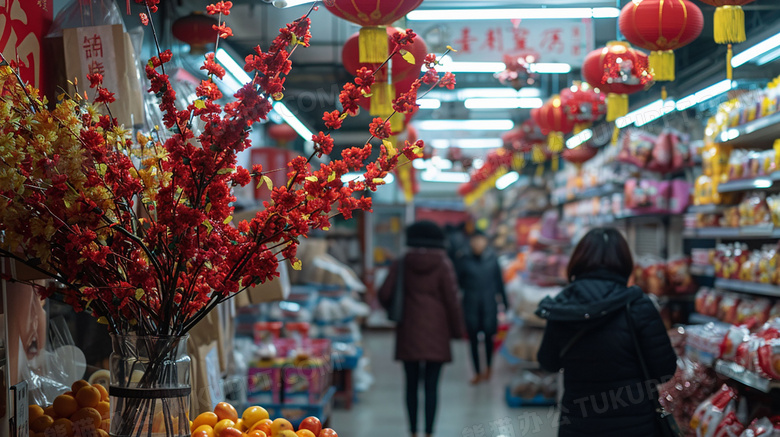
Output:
top-left (379, 248), bottom-right (465, 363)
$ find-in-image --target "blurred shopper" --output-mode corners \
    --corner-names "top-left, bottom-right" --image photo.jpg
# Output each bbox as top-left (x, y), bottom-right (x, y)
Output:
top-left (379, 221), bottom-right (464, 437)
top-left (456, 231), bottom-right (508, 384)
top-left (536, 228), bottom-right (678, 437)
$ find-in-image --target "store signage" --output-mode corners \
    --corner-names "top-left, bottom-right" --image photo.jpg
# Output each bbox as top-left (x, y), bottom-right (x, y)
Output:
top-left (417, 19), bottom-right (594, 65)
top-left (11, 380), bottom-right (28, 437)
top-left (0, 0), bottom-right (53, 89)
top-left (75, 25), bottom-right (121, 101)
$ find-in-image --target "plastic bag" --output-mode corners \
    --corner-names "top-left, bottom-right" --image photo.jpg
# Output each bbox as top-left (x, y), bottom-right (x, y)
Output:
top-left (47, 0), bottom-right (125, 37)
top-left (720, 325), bottom-right (749, 361)
top-left (690, 384), bottom-right (739, 437)
top-left (713, 412), bottom-right (745, 437)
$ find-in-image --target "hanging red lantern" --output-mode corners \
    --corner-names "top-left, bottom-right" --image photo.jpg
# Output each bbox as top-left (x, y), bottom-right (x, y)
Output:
top-left (172, 12), bottom-right (220, 54)
top-left (324, 0), bottom-right (424, 63)
top-left (582, 41), bottom-right (653, 121)
top-left (342, 27), bottom-right (426, 117)
top-left (560, 81), bottom-right (606, 130)
top-left (535, 95), bottom-right (576, 154)
top-left (619, 0), bottom-right (704, 82)
top-left (562, 144), bottom-right (599, 166)
top-left (697, 0), bottom-right (756, 79)
top-left (267, 123), bottom-right (299, 147)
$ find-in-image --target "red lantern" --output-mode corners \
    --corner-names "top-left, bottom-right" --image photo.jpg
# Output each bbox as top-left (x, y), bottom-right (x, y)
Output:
top-left (562, 145), bottom-right (599, 166)
top-left (560, 81), bottom-right (606, 128)
top-left (342, 27), bottom-right (426, 117)
top-left (582, 41), bottom-right (653, 121)
top-left (172, 12), bottom-right (220, 54)
top-left (325, 0), bottom-right (424, 63)
top-left (535, 95), bottom-right (576, 153)
top-left (267, 123), bottom-right (299, 147)
top-left (619, 0), bottom-right (704, 82)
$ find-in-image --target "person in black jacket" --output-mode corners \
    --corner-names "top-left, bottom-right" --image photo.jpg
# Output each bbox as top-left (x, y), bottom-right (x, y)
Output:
top-left (456, 231), bottom-right (508, 384)
top-left (536, 228), bottom-right (678, 437)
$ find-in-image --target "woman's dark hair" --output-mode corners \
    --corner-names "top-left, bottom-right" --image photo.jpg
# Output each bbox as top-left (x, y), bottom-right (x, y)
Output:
top-left (567, 228), bottom-right (633, 282)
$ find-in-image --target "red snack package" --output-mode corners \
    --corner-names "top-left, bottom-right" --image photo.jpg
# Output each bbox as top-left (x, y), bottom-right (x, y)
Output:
top-left (720, 325), bottom-right (750, 361)
top-left (713, 411), bottom-right (745, 437)
top-left (719, 294), bottom-right (743, 325)
top-left (757, 338), bottom-right (780, 379)
top-left (690, 384), bottom-right (739, 436)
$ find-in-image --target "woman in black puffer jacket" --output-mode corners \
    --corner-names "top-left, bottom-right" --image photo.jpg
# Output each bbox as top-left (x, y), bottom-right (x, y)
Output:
top-left (536, 228), bottom-right (678, 437)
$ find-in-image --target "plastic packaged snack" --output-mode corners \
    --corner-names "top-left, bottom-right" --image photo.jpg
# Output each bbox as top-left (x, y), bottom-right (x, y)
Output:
top-left (690, 384), bottom-right (739, 437)
top-left (720, 325), bottom-right (749, 361)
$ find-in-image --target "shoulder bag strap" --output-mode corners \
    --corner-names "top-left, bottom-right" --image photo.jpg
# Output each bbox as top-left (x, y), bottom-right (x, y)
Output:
top-left (559, 326), bottom-right (591, 358)
top-left (625, 300), bottom-right (653, 382)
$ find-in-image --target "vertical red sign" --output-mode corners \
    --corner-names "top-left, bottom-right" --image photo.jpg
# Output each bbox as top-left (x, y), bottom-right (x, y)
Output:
top-left (0, 0), bottom-right (54, 89)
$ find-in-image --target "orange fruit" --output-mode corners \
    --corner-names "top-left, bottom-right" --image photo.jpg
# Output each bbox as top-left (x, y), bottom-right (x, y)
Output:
top-left (214, 419), bottom-right (236, 437)
top-left (277, 431), bottom-right (297, 437)
top-left (53, 395), bottom-right (79, 418)
top-left (246, 431), bottom-right (267, 437)
top-left (43, 406), bottom-right (57, 419)
top-left (235, 419), bottom-right (247, 432)
top-left (100, 418), bottom-right (111, 432)
top-left (98, 430), bottom-right (109, 437)
top-left (70, 407), bottom-right (102, 430)
top-left (193, 431), bottom-right (211, 437)
top-left (52, 418), bottom-right (74, 437)
top-left (95, 401), bottom-right (110, 420)
top-left (193, 412), bottom-right (219, 431)
top-left (241, 407), bottom-right (269, 429)
top-left (214, 402), bottom-right (239, 423)
top-left (249, 419), bottom-right (272, 436)
top-left (75, 386), bottom-right (101, 408)
top-left (194, 425), bottom-right (215, 437)
top-left (221, 428), bottom-right (243, 437)
top-left (28, 405), bottom-right (45, 421)
top-left (270, 419), bottom-right (293, 436)
top-left (71, 380), bottom-right (91, 394)
top-left (296, 431), bottom-right (315, 437)
top-left (30, 415), bottom-right (54, 433)
top-left (92, 384), bottom-right (109, 402)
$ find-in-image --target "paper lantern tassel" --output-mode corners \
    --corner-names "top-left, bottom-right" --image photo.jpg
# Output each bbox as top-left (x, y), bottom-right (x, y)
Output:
top-left (370, 82), bottom-right (395, 117)
top-left (714, 6), bottom-right (746, 44)
top-left (727, 44), bottom-right (734, 81)
top-left (548, 132), bottom-right (564, 153)
top-left (606, 93), bottom-right (629, 122)
top-left (552, 155), bottom-right (559, 172)
top-left (359, 26), bottom-right (389, 63)
top-left (649, 50), bottom-right (675, 82)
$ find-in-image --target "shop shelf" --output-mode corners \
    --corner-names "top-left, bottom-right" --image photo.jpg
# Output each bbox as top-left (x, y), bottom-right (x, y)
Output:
top-left (714, 279), bottom-right (780, 297)
top-left (717, 172), bottom-right (780, 193)
top-left (715, 111), bottom-right (780, 148)
top-left (683, 226), bottom-right (780, 240)
top-left (690, 264), bottom-right (715, 277)
top-left (687, 204), bottom-right (728, 214)
top-left (714, 360), bottom-right (780, 393)
top-left (688, 313), bottom-right (727, 327)
top-left (553, 182), bottom-right (622, 206)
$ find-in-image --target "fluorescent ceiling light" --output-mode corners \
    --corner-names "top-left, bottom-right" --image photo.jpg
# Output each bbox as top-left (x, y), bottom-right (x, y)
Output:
top-left (496, 171), bottom-right (520, 190)
top-left (719, 128), bottom-right (740, 142)
top-left (275, 0), bottom-right (316, 7)
top-left (421, 170), bottom-right (470, 183)
top-left (415, 120), bottom-right (514, 131)
top-left (757, 47), bottom-right (780, 66)
top-left (464, 97), bottom-right (543, 109)
top-left (616, 99), bottom-right (675, 128)
top-left (341, 172), bottom-right (394, 184)
top-left (412, 157), bottom-right (453, 170)
top-left (418, 99), bottom-right (442, 109)
top-left (456, 87), bottom-right (541, 100)
top-left (754, 179), bottom-right (772, 189)
top-left (732, 32), bottom-right (780, 68)
top-left (216, 49), bottom-right (251, 84)
top-left (529, 63), bottom-right (572, 74)
top-left (430, 138), bottom-right (504, 149)
top-left (566, 129), bottom-right (593, 149)
top-left (675, 79), bottom-right (733, 111)
top-left (428, 55), bottom-right (505, 74)
top-left (407, 7), bottom-right (620, 21)
top-left (273, 101), bottom-right (314, 140)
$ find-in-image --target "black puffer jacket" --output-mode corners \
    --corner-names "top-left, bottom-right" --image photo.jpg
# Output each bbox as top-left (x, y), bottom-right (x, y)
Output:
top-left (536, 270), bottom-right (678, 437)
top-left (455, 249), bottom-right (508, 336)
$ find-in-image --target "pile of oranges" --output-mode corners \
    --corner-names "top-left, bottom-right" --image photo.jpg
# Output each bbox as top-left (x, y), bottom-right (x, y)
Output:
top-left (29, 380), bottom-right (110, 437)
top-left (191, 402), bottom-right (338, 437)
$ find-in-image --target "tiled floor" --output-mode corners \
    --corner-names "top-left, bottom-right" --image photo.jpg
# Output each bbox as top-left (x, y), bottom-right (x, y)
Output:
top-left (331, 331), bottom-right (558, 437)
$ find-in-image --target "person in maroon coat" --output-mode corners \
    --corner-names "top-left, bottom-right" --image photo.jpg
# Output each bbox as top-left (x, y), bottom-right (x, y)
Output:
top-left (379, 221), bottom-right (465, 437)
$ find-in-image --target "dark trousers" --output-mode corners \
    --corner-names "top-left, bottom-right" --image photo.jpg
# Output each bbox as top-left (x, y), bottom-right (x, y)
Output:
top-left (468, 330), bottom-right (494, 375)
top-left (402, 361), bottom-right (443, 435)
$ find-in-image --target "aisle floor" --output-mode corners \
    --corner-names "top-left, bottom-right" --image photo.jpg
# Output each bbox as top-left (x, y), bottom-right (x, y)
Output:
top-left (331, 331), bottom-right (558, 437)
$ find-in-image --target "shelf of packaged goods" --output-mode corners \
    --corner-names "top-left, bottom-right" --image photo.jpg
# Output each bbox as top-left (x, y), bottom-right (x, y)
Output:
top-left (683, 226), bottom-right (780, 240)
top-left (687, 204), bottom-right (728, 214)
top-left (714, 278), bottom-right (780, 297)
top-left (715, 111), bottom-right (780, 148)
top-left (717, 172), bottom-right (780, 193)
top-left (690, 264), bottom-right (715, 277)
top-left (688, 313), bottom-right (728, 327)
top-left (714, 360), bottom-right (780, 393)
top-left (553, 182), bottom-right (622, 206)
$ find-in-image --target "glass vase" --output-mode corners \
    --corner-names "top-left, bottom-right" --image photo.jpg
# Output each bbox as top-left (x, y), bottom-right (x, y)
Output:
top-left (109, 334), bottom-right (191, 437)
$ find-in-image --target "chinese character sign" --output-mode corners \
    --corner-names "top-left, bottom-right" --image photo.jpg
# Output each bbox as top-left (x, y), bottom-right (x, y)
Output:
top-left (422, 20), bottom-right (594, 65)
top-left (73, 25), bottom-right (120, 101)
top-left (0, 0), bottom-right (53, 89)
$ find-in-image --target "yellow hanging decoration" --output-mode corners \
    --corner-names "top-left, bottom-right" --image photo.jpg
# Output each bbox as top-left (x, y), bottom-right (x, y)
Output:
top-left (573, 123), bottom-right (590, 134)
top-left (359, 26), bottom-right (389, 63)
top-left (532, 145), bottom-right (546, 164)
top-left (649, 50), bottom-right (676, 82)
top-left (661, 86), bottom-right (668, 101)
top-left (535, 165), bottom-right (544, 177)
top-left (713, 5), bottom-right (746, 44)
top-left (512, 154), bottom-right (526, 171)
top-left (606, 93), bottom-right (629, 122)
top-left (389, 112), bottom-right (404, 134)
top-left (552, 155), bottom-right (559, 172)
top-left (370, 82), bottom-right (395, 117)
top-left (727, 44), bottom-right (734, 81)
top-left (548, 132), bottom-right (564, 153)
top-left (612, 126), bottom-right (621, 146)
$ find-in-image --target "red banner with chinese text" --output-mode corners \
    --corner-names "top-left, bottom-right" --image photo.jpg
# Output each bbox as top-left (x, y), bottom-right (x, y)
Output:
top-left (0, 0), bottom-right (53, 90)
